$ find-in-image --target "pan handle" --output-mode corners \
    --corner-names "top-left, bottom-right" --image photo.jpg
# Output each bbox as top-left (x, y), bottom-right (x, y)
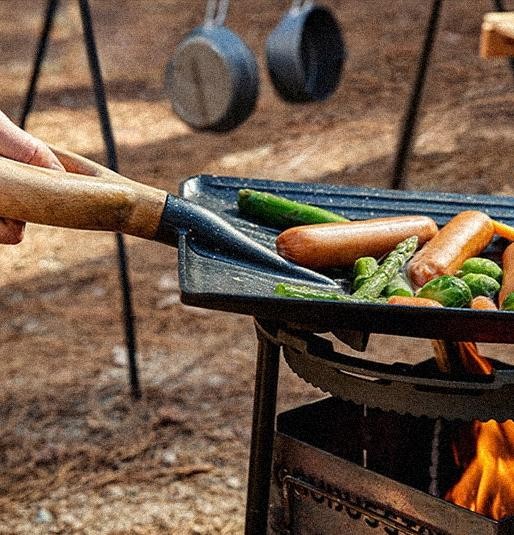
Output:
top-left (0, 146), bottom-right (338, 285)
top-left (0, 152), bottom-right (168, 240)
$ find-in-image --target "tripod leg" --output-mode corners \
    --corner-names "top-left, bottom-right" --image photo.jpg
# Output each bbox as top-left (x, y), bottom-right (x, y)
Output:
top-left (19, 0), bottom-right (60, 129)
top-left (78, 0), bottom-right (141, 400)
top-left (390, 0), bottom-right (443, 190)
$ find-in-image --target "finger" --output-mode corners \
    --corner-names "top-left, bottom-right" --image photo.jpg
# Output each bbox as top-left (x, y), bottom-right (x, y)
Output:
top-left (0, 111), bottom-right (65, 170)
top-left (0, 217), bottom-right (25, 244)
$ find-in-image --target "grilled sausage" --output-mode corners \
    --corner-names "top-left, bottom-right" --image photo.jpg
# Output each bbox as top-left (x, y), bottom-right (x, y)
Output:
top-left (499, 242), bottom-right (514, 305)
top-left (275, 216), bottom-right (438, 269)
top-left (408, 211), bottom-right (494, 288)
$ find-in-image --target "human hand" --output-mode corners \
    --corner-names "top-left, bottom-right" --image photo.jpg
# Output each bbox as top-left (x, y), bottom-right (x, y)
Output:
top-left (0, 111), bottom-right (65, 244)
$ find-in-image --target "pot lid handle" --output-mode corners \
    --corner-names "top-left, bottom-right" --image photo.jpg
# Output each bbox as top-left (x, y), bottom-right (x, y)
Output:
top-left (204, 0), bottom-right (230, 26)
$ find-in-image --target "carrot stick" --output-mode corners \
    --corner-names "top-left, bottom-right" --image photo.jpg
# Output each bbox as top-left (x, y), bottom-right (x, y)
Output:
top-left (387, 296), bottom-right (443, 307)
top-left (493, 220), bottom-right (514, 241)
top-left (454, 297), bottom-right (496, 375)
top-left (458, 341), bottom-right (494, 375)
top-left (471, 295), bottom-right (498, 310)
top-left (499, 243), bottom-right (514, 306)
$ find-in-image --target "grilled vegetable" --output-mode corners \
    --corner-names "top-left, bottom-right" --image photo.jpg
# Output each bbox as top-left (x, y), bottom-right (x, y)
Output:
top-left (274, 283), bottom-right (384, 303)
top-left (353, 236), bottom-right (418, 299)
top-left (383, 272), bottom-right (414, 297)
top-left (501, 292), bottom-right (514, 311)
top-left (456, 257), bottom-right (503, 284)
top-left (276, 216), bottom-right (435, 269)
top-left (387, 296), bottom-right (442, 307)
top-left (471, 295), bottom-right (498, 310)
top-left (493, 220), bottom-right (514, 241)
top-left (408, 211), bottom-right (495, 288)
top-left (461, 273), bottom-right (500, 299)
top-left (416, 275), bottom-right (472, 308)
top-left (499, 243), bottom-right (514, 305)
top-left (237, 189), bottom-right (347, 229)
top-left (352, 257), bottom-right (378, 290)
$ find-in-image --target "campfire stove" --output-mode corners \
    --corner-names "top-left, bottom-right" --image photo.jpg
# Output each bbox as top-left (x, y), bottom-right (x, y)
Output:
top-left (177, 175), bottom-right (514, 535)
top-left (260, 323), bottom-right (514, 535)
top-left (269, 397), bottom-right (514, 535)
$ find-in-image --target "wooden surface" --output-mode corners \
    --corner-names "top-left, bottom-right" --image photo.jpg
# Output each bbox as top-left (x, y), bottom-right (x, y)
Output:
top-left (480, 12), bottom-right (514, 58)
top-left (0, 149), bottom-right (168, 239)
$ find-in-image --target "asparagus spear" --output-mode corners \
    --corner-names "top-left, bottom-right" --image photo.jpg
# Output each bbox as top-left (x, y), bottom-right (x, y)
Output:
top-left (274, 283), bottom-right (385, 303)
top-left (352, 236), bottom-right (419, 299)
top-left (238, 189), bottom-right (348, 229)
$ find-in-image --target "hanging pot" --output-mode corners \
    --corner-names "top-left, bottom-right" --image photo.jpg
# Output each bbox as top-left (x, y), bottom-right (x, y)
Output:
top-left (266, 0), bottom-right (345, 103)
top-left (165, 0), bottom-right (259, 132)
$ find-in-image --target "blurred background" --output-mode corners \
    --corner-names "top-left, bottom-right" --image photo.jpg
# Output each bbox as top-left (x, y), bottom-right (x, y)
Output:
top-left (0, 1), bottom-right (512, 533)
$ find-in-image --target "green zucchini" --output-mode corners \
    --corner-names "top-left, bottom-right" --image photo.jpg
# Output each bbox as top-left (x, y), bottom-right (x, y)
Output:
top-left (461, 273), bottom-right (500, 299)
top-left (383, 272), bottom-right (414, 298)
top-left (501, 292), bottom-right (514, 311)
top-left (416, 275), bottom-right (472, 308)
top-left (456, 257), bottom-right (503, 284)
top-left (237, 189), bottom-right (348, 229)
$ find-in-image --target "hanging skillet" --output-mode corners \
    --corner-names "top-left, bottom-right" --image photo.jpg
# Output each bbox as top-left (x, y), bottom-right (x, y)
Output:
top-left (0, 147), bottom-right (335, 287)
top-left (165, 0), bottom-right (259, 132)
top-left (266, 0), bottom-right (345, 103)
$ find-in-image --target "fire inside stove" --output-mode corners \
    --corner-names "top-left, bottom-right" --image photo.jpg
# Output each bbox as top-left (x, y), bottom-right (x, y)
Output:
top-left (447, 419), bottom-right (514, 520)
top-left (269, 397), bottom-right (514, 535)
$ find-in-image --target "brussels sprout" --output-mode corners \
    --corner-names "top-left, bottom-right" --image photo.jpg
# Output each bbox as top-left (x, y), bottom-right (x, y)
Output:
top-left (383, 272), bottom-right (414, 297)
top-left (352, 257), bottom-right (378, 291)
top-left (501, 292), bottom-right (514, 311)
top-left (461, 273), bottom-right (501, 299)
top-left (416, 275), bottom-right (472, 308)
top-left (456, 257), bottom-right (503, 284)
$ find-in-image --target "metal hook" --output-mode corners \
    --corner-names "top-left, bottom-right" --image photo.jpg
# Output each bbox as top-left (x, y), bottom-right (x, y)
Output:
top-left (204, 0), bottom-right (230, 26)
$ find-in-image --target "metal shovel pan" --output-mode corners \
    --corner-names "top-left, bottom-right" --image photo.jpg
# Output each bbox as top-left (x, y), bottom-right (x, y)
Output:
top-left (177, 174), bottom-right (514, 343)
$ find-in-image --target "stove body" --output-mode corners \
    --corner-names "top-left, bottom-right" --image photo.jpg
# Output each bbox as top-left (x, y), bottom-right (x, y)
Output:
top-left (269, 398), bottom-right (514, 535)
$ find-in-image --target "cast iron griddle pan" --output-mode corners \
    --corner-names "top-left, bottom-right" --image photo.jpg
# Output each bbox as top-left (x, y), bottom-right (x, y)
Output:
top-left (179, 174), bottom-right (514, 343)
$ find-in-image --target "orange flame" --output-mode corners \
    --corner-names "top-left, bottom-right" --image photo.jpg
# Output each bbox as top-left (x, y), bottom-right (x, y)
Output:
top-left (444, 342), bottom-right (514, 520)
top-left (445, 419), bottom-right (514, 520)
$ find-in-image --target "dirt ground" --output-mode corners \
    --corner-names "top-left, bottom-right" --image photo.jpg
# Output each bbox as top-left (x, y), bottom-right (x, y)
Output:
top-left (0, 1), bottom-right (512, 533)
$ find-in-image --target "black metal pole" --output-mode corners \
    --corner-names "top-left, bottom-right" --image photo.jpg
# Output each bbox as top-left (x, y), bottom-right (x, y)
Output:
top-left (19, 0), bottom-right (60, 129)
top-left (245, 322), bottom-right (281, 535)
top-left (390, 0), bottom-right (443, 190)
top-left (492, 0), bottom-right (514, 75)
top-left (77, 0), bottom-right (141, 400)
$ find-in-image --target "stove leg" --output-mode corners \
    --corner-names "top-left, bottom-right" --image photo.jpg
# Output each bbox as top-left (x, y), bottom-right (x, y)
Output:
top-left (245, 329), bottom-right (280, 535)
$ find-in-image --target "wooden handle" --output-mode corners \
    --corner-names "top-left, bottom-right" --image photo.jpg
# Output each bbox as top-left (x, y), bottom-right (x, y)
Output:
top-left (0, 150), bottom-right (168, 239)
top-left (480, 12), bottom-right (514, 58)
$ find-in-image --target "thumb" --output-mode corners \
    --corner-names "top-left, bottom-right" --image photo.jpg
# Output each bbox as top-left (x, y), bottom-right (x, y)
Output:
top-left (0, 111), bottom-right (64, 170)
